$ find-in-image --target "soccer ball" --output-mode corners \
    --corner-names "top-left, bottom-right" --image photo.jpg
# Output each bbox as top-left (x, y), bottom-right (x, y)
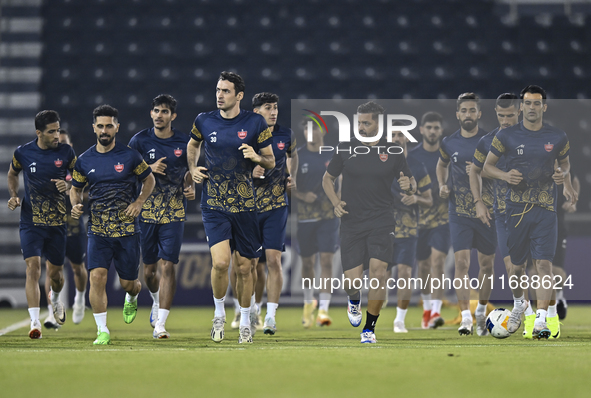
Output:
top-left (486, 308), bottom-right (512, 339)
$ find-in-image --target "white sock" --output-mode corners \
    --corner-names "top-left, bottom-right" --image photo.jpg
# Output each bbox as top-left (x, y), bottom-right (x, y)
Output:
top-left (125, 292), bottom-right (138, 303)
top-left (28, 307), bottom-right (40, 322)
top-left (547, 304), bottom-right (557, 318)
top-left (556, 290), bottom-right (564, 300)
top-left (233, 298), bottom-right (240, 311)
top-left (431, 300), bottom-right (442, 315)
top-left (157, 309), bottom-right (170, 327)
top-left (249, 294), bottom-right (256, 311)
top-left (421, 294), bottom-right (431, 311)
top-left (150, 289), bottom-right (159, 305)
top-left (303, 287), bottom-right (314, 302)
top-left (535, 309), bottom-right (548, 325)
top-left (93, 312), bottom-right (109, 334)
top-left (266, 302), bottom-right (278, 319)
top-left (475, 303), bottom-right (487, 316)
top-left (50, 289), bottom-right (60, 305)
top-left (513, 294), bottom-right (525, 308)
top-left (319, 293), bottom-right (331, 311)
top-left (47, 304), bottom-right (53, 314)
top-left (256, 302), bottom-right (262, 312)
top-left (74, 290), bottom-right (85, 306)
top-left (239, 306), bottom-right (250, 328)
top-left (461, 309), bottom-right (472, 321)
top-left (213, 295), bottom-right (226, 318)
top-left (395, 307), bottom-right (407, 323)
top-left (524, 302), bottom-right (534, 316)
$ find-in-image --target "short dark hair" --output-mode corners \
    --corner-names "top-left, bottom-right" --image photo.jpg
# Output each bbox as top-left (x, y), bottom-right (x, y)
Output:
top-left (59, 128), bottom-right (70, 139)
top-left (457, 92), bottom-right (480, 111)
top-left (520, 85), bottom-right (547, 103)
top-left (152, 94), bottom-right (177, 114)
top-left (496, 93), bottom-right (520, 109)
top-left (421, 111), bottom-right (443, 126)
top-left (93, 104), bottom-right (119, 123)
top-left (219, 71), bottom-right (245, 95)
top-left (357, 101), bottom-right (384, 121)
top-left (252, 92), bottom-right (279, 109)
top-left (35, 110), bottom-right (60, 131)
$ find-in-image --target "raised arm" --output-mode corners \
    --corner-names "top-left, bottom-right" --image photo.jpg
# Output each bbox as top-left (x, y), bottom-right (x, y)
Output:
top-left (7, 164), bottom-right (21, 211)
top-left (183, 170), bottom-right (196, 201)
top-left (125, 173), bottom-right (156, 218)
top-left (402, 188), bottom-right (433, 209)
top-left (322, 171), bottom-right (347, 218)
top-left (469, 163), bottom-right (491, 227)
top-left (286, 148), bottom-right (298, 191)
top-left (187, 137), bottom-right (208, 184)
top-left (436, 158), bottom-right (450, 199)
top-left (483, 151), bottom-right (522, 185)
top-left (240, 144), bottom-right (275, 170)
top-left (70, 185), bottom-right (84, 219)
top-left (556, 156), bottom-right (577, 204)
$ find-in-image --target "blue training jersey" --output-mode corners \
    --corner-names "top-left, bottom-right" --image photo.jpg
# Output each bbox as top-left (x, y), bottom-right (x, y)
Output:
top-left (471, 130), bottom-right (497, 214)
top-left (439, 127), bottom-right (488, 218)
top-left (129, 127), bottom-right (189, 224)
top-left (391, 155), bottom-right (431, 238)
top-left (63, 171), bottom-right (85, 236)
top-left (409, 142), bottom-right (449, 229)
top-left (253, 124), bottom-right (296, 213)
top-left (472, 127), bottom-right (509, 215)
top-left (295, 145), bottom-right (335, 222)
top-left (12, 140), bottom-right (77, 226)
top-left (489, 121), bottom-right (569, 212)
top-left (72, 141), bottom-right (152, 237)
top-left (190, 109), bottom-right (272, 213)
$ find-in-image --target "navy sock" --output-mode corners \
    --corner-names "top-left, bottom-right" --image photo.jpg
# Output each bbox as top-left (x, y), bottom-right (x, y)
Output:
top-left (364, 311), bottom-right (379, 332)
top-left (348, 291), bottom-right (360, 304)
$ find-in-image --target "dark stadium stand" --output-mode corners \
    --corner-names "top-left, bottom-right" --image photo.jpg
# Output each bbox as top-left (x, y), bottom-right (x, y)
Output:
top-left (36, 1), bottom-right (591, 141)
top-left (0, 0), bottom-right (590, 304)
top-left (35, 0), bottom-right (590, 202)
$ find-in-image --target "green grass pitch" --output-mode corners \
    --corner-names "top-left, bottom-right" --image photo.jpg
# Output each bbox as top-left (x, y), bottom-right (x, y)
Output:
top-left (1, 305), bottom-right (590, 398)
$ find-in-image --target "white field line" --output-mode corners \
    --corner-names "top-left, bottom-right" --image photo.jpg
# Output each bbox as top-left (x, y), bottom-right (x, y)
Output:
top-left (0, 311), bottom-right (48, 337)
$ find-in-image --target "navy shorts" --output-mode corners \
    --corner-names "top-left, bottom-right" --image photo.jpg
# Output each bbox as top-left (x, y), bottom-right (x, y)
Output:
top-left (87, 234), bottom-right (141, 281)
top-left (202, 208), bottom-right (262, 259)
top-left (341, 225), bottom-right (394, 272)
top-left (495, 212), bottom-right (510, 259)
top-left (66, 232), bottom-right (87, 264)
top-left (20, 224), bottom-right (67, 265)
top-left (297, 218), bottom-right (340, 257)
top-left (393, 237), bottom-right (418, 266)
top-left (505, 202), bottom-right (557, 266)
top-left (448, 213), bottom-right (497, 255)
top-left (140, 221), bottom-right (185, 264)
top-left (416, 224), bottom-right (451, 261)
top-left (258, 206), bottom-right (288, 252)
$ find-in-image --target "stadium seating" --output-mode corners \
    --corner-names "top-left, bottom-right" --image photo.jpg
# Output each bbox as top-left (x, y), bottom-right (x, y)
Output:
top-left (31, 0), bottom-right (590, 211)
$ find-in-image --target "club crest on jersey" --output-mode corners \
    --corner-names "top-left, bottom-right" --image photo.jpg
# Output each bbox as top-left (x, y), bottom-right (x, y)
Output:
top-left (379, 153), bottom-right (388, 162)
top-left (277, 141), bottom-right (286, 150)
top-left (174, 148), bottom-right (182, 157)
top-left (238, 129), bottom-right (247, 139)
top-left (54, 159), bottom-right (63, 167)
top-left (544, 142), bottom-right (554, 152)
top-left (115, 163), bottom-right (124, 172)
